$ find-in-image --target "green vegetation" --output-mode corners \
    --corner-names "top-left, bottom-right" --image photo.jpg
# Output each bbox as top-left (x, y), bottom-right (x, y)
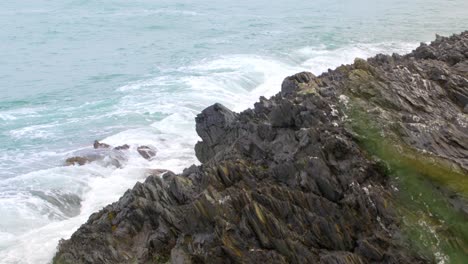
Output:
top-left (347, 101), bottom-right (468, 263)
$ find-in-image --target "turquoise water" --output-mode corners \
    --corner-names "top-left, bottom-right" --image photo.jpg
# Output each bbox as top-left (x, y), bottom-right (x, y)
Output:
top-left (0, 0), bottom-right (467, 263)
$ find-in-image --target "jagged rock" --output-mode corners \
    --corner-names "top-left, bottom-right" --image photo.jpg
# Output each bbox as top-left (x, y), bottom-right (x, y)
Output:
top-left (269, 100), bottom-right (298, 127)
top-left (196, 103), bottom-right (237, 146)
top-left (53, 32), bottom-right (468, 264)
top-left (195, 103), bottom-right (238, 163)
top-left (281, 71), bottom-right (317, 96)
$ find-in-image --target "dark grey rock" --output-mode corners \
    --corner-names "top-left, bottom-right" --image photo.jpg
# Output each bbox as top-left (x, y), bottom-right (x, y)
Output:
top-left (195, 103), bottom-right (238, 162)
top-left (281, 71), bottom-right (316, 96)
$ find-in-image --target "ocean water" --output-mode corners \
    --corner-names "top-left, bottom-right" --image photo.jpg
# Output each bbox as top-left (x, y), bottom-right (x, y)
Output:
top-left (0, 0), bottom-right (467, 263)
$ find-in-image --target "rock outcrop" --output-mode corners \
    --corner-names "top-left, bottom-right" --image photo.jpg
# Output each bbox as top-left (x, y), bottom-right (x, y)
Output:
top-left (53, 32), bottom-right (468, 264)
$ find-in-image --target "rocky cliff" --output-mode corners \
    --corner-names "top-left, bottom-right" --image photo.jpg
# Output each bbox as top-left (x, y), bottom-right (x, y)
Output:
top-left (53, 32), bottom-right (468, 264)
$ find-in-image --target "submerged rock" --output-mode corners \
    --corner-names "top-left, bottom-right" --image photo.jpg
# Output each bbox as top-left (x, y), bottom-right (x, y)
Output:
top-left (54, 32), bottom-right (468, 264)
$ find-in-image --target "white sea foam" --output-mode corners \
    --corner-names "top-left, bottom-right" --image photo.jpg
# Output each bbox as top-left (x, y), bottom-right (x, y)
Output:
top-left (116, 55), bottom-right (303, 118)
top-left (181, 55), bottom-right (304, 110)
top-left (296, 42), bottom-right (417, 74)
top-left (111, 8), bottom-right (201, 17)
top-left (0, 107), bottom-right (43, 122)
top-left (117, 76), bottom-right (172, 92)
top-left (0, 156), bottom-right (151, 263)
top-left (0, 113), bottom-right (17, 121)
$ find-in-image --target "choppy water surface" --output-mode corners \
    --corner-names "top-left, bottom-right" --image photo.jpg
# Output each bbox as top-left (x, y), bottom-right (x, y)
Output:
top-left (0, 0), bottom-right (467, 263)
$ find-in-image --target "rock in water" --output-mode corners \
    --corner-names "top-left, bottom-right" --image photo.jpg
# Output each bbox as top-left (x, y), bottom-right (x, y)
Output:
top-left (137, 145), bottom-right (157, 160)
top-left (93, 140), bottom-right (110, 149)
top-left (64, 156), bottom-right (91, 166)
top-left (114, 144), bottom-right (130, 150)
top-left (53, 32), bottom-right (468, 264)
top-left (65, 141), bottom-right (128, 168)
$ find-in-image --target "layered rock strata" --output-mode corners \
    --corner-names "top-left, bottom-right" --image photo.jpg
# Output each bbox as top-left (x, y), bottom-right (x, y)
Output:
top-left (53, 32), bottom-right (468, 264)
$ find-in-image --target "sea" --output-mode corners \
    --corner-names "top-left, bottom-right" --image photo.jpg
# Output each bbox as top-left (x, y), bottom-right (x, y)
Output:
top-left (0, 0), bottom-right (467, 263)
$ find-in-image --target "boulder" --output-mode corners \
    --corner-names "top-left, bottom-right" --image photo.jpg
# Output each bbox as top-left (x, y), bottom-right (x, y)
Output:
top-left (195, 103), bottom-right (238, 162)
top-left (137, 145), bottom-right (157, 160)
top-left (114, 144), bottom-right (130, 150)
top-left (93, 140), bottom-right (110, 149)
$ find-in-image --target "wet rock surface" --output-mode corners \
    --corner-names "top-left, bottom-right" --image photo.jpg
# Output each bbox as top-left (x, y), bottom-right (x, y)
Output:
top-left (137, 145), bottom-right (157, 160)
top-left (64, 156), bottom-right (93, 166)
top-left (54, 32), bottom-right (468, 264)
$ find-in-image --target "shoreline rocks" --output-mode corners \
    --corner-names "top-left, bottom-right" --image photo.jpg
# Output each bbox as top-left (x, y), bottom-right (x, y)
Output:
top-left (53, 32), bottom-right (468, 264)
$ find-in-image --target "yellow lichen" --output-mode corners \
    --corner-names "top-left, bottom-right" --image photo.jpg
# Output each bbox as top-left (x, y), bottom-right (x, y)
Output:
top-left (194, 200), bottom-right (209, 218)
top-left (220, 165), bottom-right (229, 177)
top-left (222, 234), bottom-right (243, 257)
top-left (107, 212), bottom-right (115, 221)
top-left (253, 203), bottom-right (266, 225)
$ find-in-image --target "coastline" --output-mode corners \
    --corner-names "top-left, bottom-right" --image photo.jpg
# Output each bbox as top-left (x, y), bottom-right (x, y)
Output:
top-left (53, 32), bottom-right (468, 263)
